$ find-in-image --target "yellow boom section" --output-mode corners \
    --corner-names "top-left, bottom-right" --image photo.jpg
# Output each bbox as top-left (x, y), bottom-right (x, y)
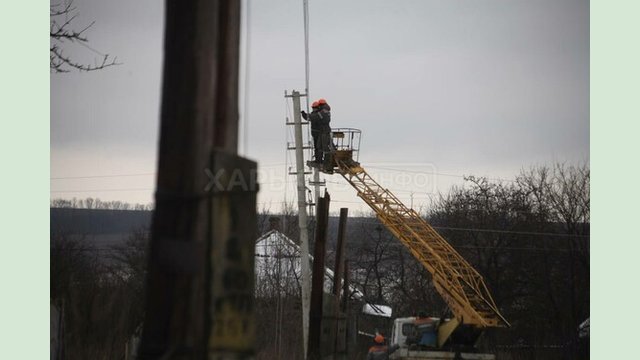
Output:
top-left (335, 160), bottom-right (509, 328)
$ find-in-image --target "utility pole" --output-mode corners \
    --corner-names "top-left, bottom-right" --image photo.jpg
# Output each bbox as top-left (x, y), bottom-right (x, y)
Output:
top-left (308, 190), bottom-right (330, 360)
top-left (301, 0), bottom-right (324, 208)
top-left (341, 261), bottom-right (350, 358)
top-left (286, 90), bottom-right (313, 358)
top-left (332, 208), bottom-right (348, 296)
top-left (311, 170), bottom-right (322, 206)
top-left (332, 208), bottom-right (348, 360)
top-left (341, 262), bottom-right (350, 313)
top-left (138, 1), bottom-right (256, 359)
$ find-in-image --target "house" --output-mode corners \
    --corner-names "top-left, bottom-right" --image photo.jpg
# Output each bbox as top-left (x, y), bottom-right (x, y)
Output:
top-left (254, 228), bottom-right (366, 301)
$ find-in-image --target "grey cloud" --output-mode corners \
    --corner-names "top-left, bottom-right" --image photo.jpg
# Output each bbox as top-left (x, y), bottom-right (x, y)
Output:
top-left (51, 0), bottom-right (588, 208)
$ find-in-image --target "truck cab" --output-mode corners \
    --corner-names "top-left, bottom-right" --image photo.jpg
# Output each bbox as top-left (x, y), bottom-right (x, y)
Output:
top-left (390, 316), bottom-right (438, 349)
top-left (389, 317), bottom-right (495, 360)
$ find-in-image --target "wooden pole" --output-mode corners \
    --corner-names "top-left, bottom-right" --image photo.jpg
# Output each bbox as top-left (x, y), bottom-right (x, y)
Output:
top-left (341, 261), bottom-right (350, 358)
top-left (332, 208), bottom-right (348, 359)
top-left (307, 190), bottom-right (330, 359)
top-left (341, 262), bottom-right (349, 314)
top-left (332, 208), bottom-right (348, 296)
top-left (138, 1), bottom-right (255, 359)
top-left (333, 208), bottom-right (349, 359)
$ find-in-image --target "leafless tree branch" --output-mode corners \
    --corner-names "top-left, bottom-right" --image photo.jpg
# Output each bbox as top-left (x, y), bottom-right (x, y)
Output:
top-left (50, 1), bottom-right (120, 73)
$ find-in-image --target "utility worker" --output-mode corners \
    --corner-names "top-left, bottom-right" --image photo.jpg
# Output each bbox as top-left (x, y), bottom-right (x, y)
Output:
top-left (301, 101), bottom-right (323, 163)
top-left (301, 99), bottom-right (332, 165)
top-left (411, 312), bottom-right (437, 348)
top-left (315, 98), bottom-right (332, 168)
top-left (367, 334), bottom-right (399, 360)
top-left (318, 98), bottom-right (331, 111)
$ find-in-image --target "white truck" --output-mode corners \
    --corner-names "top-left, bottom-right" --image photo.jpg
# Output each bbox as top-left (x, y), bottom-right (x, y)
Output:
top-left (389, 317), bottom-right (495, 360)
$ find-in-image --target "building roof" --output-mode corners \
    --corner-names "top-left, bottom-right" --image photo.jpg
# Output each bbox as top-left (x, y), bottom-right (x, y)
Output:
top-left (255, 229), bottom-right (365, 300)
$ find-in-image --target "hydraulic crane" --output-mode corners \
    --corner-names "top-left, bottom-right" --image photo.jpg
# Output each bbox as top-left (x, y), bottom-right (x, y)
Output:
top-left (309, 128), bottom-right (509, 348)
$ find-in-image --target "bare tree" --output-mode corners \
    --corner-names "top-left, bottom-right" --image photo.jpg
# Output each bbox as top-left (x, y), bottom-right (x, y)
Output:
top-left (50, 197), bottom-right (153, 210)
top-left (50, 1), bottom-right (119, 73)
top-left (515, 163), bottom-right (590, 358)
top-left (51, 228), bottom-right (150, 359)
top-left (342, 162), bottom-right (589, 357)
top-left (426, 163), bottom-right (589, 357)
top-left (254, 222), bottom-right (305, 359)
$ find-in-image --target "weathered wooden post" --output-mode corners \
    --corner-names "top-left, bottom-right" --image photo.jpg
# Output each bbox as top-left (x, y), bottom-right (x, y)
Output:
top-left (138, 1), bottom-right (256, 359)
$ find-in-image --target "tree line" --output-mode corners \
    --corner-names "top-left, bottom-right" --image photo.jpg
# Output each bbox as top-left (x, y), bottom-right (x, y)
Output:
top-left (50, 162), bottom-right (589, 359)
top-left (342, 163), bottom-right (589, 359)
top-left (51, 197), bottom-right (153, 211)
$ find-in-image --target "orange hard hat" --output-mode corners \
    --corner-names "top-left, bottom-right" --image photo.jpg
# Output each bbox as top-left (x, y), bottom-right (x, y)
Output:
top-left (317, 98), bottom-right (327, 105)
top-left (374, 334), bottom-right (384, 344)
top-left (311, 101), bottom-right (320, 108)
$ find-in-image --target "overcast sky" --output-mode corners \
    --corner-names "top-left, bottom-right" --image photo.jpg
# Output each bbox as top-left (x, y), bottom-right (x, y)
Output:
top-left (50, 0), bottom-right (589, 213)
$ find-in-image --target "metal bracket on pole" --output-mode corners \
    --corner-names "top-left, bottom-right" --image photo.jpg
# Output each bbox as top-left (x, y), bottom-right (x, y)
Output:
top-left (285, 90), bottom-right (308, 98)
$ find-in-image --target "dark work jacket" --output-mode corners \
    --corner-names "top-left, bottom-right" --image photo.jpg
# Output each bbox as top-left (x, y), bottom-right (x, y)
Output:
top-left (308, 109), bottom-right (330, 133)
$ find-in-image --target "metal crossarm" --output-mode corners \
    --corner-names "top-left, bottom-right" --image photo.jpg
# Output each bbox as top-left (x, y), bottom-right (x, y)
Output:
top-left (336, 161), bottom-right (509, 328)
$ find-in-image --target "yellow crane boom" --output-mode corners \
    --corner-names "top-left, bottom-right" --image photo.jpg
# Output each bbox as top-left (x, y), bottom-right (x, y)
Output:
top-left (319, 128), bottom-right (509, 333)
top-left (338, 161), bottom-right (508, 328)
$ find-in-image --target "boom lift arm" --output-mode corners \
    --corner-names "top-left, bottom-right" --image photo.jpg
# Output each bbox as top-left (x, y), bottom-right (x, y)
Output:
top-left (313, 129), bottom-right (509, 342)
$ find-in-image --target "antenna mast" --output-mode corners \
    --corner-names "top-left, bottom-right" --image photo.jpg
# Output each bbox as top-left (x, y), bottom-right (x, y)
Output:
top-left (302, 0), bottom-right (323, 206)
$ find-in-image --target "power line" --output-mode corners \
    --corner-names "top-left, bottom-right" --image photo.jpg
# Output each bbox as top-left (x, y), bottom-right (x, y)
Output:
top-left (434, 226), bottom-right (589, 238)
top-left (48, 197), bottom-right (589, 239)
top-left (456, 245), bottom-right (582, 253)
top-left (51, 179), bottom-right (297, 193)
top-left (51, 173), bottom-right (155, 180)
top-left (366, 166), bottom-right (516, 183)
top-left (331, 200), bottom-right (363, 205)
top-left (346, 217), bottom-right (589, 239)
top-left (253, 206), bottom-right (590, 239)
top-left (324, 179), bottom-right (436, 195)
top-left (51, 244), bottom-right (584, 254)
top-left (49, 166), bottom-right (507, 184)
top-left (50, 198), bottom-right (588, 239)
top-left (319, 180), bottom-right (566, 215)
top-left (75, 38), bottom-right (109, 57)
top-left (375, 241), bottom-right (586, 254)
top-left (50, 163), bottom-right (290, 180)
top-left (51, 188), bottom-right (153, 193)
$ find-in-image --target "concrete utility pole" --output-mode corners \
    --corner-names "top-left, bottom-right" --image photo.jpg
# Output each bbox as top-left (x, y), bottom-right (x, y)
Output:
top-left (139, 1), bottom-right (257, 359)
top-left (312, 170), bottom-right (322, 207)
top-left (286, 90), bottom-right (313, 358)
